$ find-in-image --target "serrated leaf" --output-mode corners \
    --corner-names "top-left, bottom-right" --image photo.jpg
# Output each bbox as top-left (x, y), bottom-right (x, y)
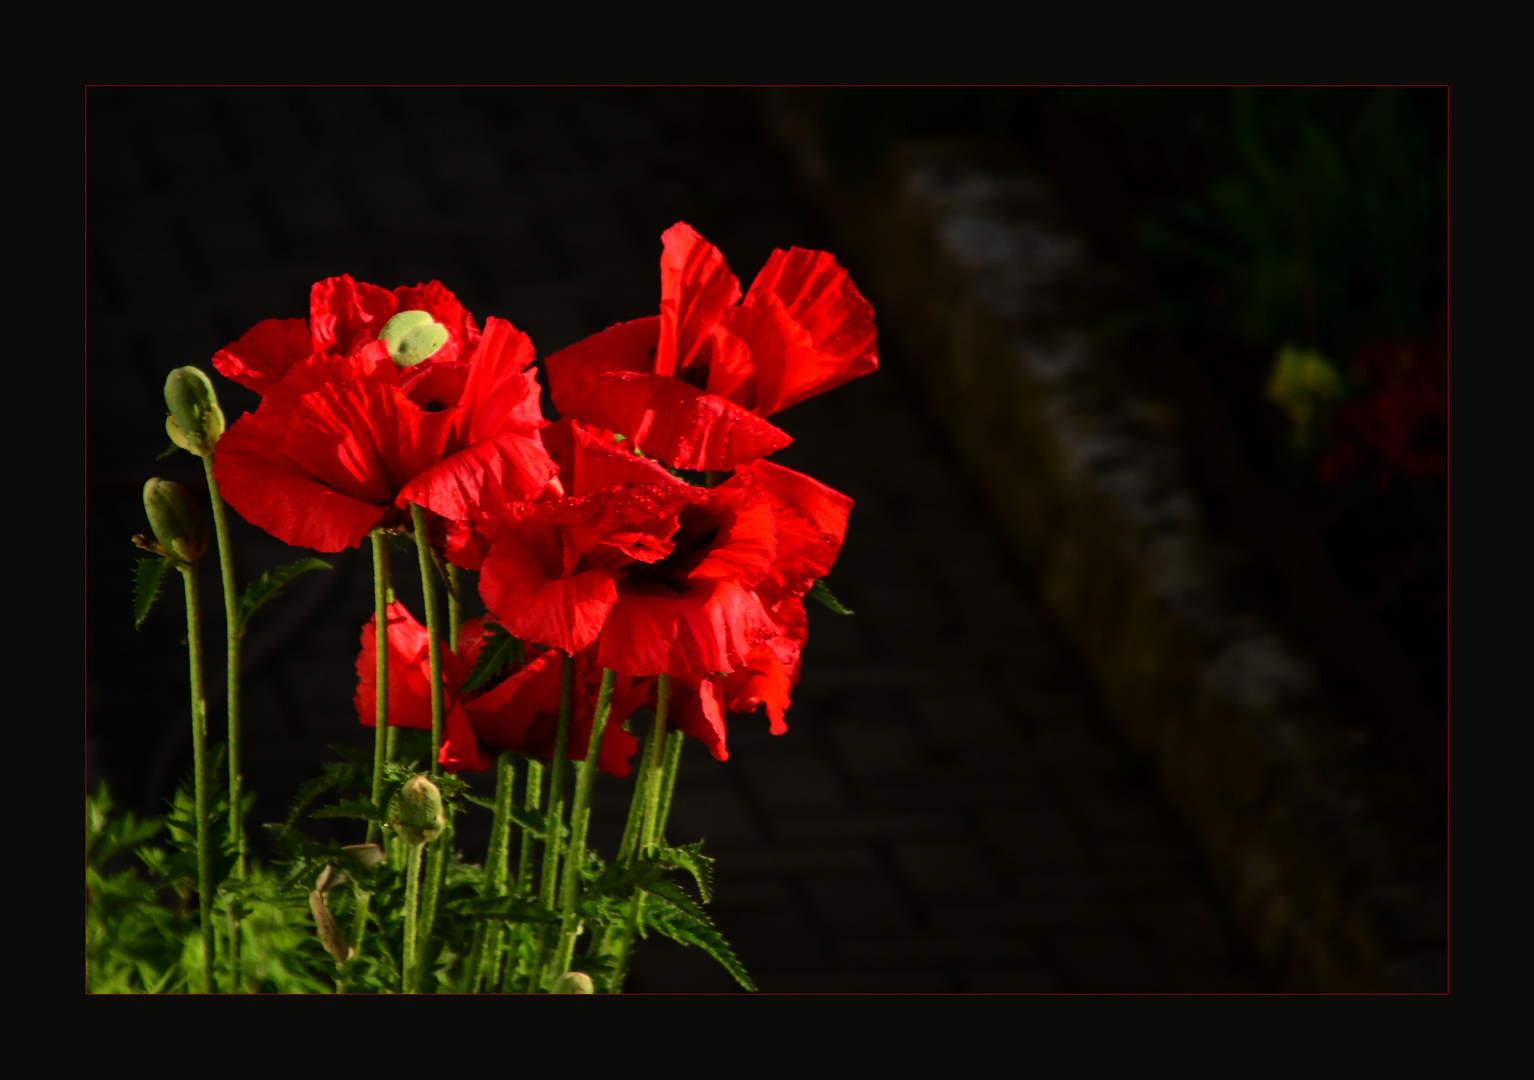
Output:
top-left (659, 842), bottom-right (715, 903)
top-left (507, 805), bottom-right (567, 841)
top-left (645, 901), bottom-right (757, 991)
top-left (134, 557), bottom-right (173, 630)
top-left (592, 856), bottom-right (708, 922)
top-left (809, 578), bottom-right (854, 615)
top-left (459, 622), bottom-right (525, 695)
top-left (237, 557), bottom-right (332, 636)
top-left (283, 762), bottom-right (360, 827)
top-left (310, 799), bottom-right (382, 822)
top-left (451, 896), bottom-right (562, 924)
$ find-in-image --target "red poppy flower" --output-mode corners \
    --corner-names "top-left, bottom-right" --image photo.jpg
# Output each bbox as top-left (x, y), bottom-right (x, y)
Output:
top-left (664, 594), bottom-right (807, 761)
top-left (469, 421), bottom-right (696, 654)
top-left (213, 276), bottom-right (480, 398)
top-left (354, 603), bottom-right (641, 777)
top-left (212, 281), bottom-right (557, 552)
top-left (545, 222), bottom-right (878, 471)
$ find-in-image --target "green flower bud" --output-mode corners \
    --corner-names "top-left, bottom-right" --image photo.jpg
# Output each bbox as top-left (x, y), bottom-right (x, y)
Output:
top-left (142, 478), bottom-right (208, 564)
top-left (390, 774), bottom-right (445, 846)
top-left (550, 971), bottom-right (594, 994)
top-left (163, 367), bottom-right (226, 457)
top-left (378, 310), bottom-right (450, 368)
top-left (340, 842), bottom-right (386, 877)
top-left (309, 889), bottom-right (354, 966)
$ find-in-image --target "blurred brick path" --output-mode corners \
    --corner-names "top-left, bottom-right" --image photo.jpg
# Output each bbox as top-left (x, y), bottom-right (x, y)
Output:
top-left (87, 88), bottom-right (1267, 992)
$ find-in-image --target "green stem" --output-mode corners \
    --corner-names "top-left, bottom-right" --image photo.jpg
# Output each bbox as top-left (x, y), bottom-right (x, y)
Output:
top-left (516, 759), bottom-right (544, 898)
top-left (368, 530), bottom-right (393, 845)
top-left (408, 504), bottom-right (449, 991)
top-left (401, 843), bottom-right (424, 994)
top-left (447, 563), bottom-right (462, 653)
top-left (415, 807), bottom-right (451, 993)
top-left (551, 669), bottom-right (615, 980)
top-left (465, 752), bottom-right (516, 991)
top-left (180, 561), bottom-right (215, 993)
top-left (336, 887), bottom-right (371, 994)
top-left (654, 727), bottom-right (686, 851)
top-left (201, 457), bottom-right (243, 990)
top-left (607, 675), bottom-right (670, 988)
top-left (505, 758), bottom-right (544, 992)
top-left (528, 655), bottom-right (575, 991)
top-left (409, 504), bottom-right (446, 776)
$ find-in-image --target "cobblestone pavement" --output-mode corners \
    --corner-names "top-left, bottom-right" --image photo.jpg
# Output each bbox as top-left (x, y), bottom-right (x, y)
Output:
top-left (87, 88), bottom-right (1268, 992)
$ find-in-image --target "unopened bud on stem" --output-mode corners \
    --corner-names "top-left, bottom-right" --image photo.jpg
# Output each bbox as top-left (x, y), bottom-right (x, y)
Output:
top-left (309, 889), bottom-right (354, 965)
top-left (551, 971), bottom-right (594, 994)
top-left (142, 478), bottom-right (208, 564)
top-left (164, 367), bottom-right (226, 457)
top-left (390, 775), bottom-right (445, 846)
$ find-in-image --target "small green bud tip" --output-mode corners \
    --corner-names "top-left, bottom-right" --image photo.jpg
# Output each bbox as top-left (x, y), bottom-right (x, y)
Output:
top-left (163, 367), bottom-right (225, 456)
top-left (378, 310), bottom-right (450, 368)
top-left (390, 774), bottom-right (445, 846)
top-left (142, 478), bottom-right (208, 564)
top-left (551, 971), bottom-right (594, 994)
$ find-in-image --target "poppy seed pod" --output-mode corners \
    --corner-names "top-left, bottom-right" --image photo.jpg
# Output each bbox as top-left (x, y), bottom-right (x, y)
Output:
top-left (377, 310), bottom-right (449, 368)
top-left (390, 774), bottom-right (445, 846)
top-left (164, 366), bottom-right (227, 457)
top-left (142, 478), bottom-right (208, 564)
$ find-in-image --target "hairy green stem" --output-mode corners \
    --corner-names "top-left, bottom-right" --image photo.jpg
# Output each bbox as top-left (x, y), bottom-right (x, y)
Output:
top-left (409, 504), bottom-right (446, 775)
top-left (447, 563), bottom-right (462, 652)
top-left (516, 759), bottom-right (544, 898)
top-left (551, 669), bottom-right (615, 980)
top-left (415, 815), bottom-right (450, 992)
top-left (528, 655), bottom-right (574, 990)
top-left (401, 843), bottom-right (424, 993)
top-left (654, 727), bottom-right (685, 850)
top-left (463, 752), bottom-right (516, 991)
top-left (504, 758), bottom-right (544, 992)
top-left (606, 675), bottom-right (671, 989)
top-left (336, 887), bottom-right (371, 994)
top-left (368, 530), bottom-right (393, 844)
top-left (180, 561), bottom-right (216, 993)
top-left (201, 457), bottom-right (243, 989)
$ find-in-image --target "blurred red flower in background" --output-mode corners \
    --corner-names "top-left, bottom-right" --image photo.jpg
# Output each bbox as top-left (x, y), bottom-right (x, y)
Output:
top-left (1320, 317), bottom-right (1447, 491)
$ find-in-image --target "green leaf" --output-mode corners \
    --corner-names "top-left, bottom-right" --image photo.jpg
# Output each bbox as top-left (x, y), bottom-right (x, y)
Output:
top-left (155, 442), bottom-right (180, 460)
top-left (133, 557), bottom-right (173, 630)
top-left (809, 578), bottom-right (854, 615)
top-left (507, 805), bottom-right (567, 841)
top-left (237, 558), bottom-right (332, 636)
top-left (659, 842), bottom-right (715, 903)
top-left (645, 901), bottom-right (757, 991)
top-left (309, 799), bottom-right (382, 823)
top-left (450, 896), bottom-right (562, 925)
top-left (459, 622), bottom-right (525, 695)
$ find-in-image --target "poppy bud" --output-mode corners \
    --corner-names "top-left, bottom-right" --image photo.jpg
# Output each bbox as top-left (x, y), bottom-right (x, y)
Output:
top-left (142, 478), bottom-right (208, 564)
top-left (390, 774), bottom-right (445, 846)
top-left (164, 366), bottom-right (226, 457)
top-left (309, 889), bottom-right (355, 965)
top-left (340, 842), bottom-right (386, 876)
top-left (378, 310), bottom-right (449, 368)
top-left (550, 971), bottom-right (594, 994)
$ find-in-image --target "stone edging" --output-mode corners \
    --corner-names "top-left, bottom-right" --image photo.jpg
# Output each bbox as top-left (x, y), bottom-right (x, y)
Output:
top-left (759, 92), bottom-right (1445, 992)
